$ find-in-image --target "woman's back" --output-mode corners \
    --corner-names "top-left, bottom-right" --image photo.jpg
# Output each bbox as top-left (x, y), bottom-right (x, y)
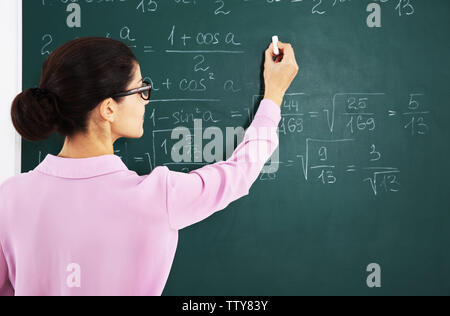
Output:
top-left (0, 155), bottom-right (175, 295)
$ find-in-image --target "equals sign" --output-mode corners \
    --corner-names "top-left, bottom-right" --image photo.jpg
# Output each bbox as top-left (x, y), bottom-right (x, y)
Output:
top-left (133, 157), bottom-right (144, 163)
top-left (230, 111), bottom-right (242, 118)
top-left (285, 160), bottom-right (295, 167)
top-left (346, 165), bottom-right (357, 172)
top-left (144, 45), bottom-right (155, 53)
top-left (388, 110), bottom-right (397, 117)
top-left (309, 112), bottom-right (319, 118)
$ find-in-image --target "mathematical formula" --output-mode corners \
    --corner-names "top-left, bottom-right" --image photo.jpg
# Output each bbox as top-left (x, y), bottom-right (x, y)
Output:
top-left (33, 0), bottom-right (428, 197)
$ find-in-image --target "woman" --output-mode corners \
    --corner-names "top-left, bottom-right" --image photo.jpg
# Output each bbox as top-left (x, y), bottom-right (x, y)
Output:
top-left (0, 37), bottom-right (298, 296)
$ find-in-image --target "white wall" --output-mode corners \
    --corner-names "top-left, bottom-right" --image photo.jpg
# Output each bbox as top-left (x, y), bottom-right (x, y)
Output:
top-left (0, 0), bottom-right (22, 183)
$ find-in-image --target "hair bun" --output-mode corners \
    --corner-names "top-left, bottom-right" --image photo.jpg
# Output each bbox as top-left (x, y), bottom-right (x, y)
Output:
top-left (30, 87), bottom-right (53, 100)
top-left (10, 87), bottom-right (62, 142)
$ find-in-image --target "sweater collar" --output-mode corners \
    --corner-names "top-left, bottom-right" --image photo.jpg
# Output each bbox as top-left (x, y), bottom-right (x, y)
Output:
top-left (34, 154), bottom-right (129, 179)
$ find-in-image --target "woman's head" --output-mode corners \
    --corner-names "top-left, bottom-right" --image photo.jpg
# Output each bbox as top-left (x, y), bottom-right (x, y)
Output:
top-left (11, 37), bottom-right (148, 142)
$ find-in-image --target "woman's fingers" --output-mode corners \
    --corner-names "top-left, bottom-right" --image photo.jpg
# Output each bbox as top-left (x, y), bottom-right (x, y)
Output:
top-left (265, 43), bottom-right (275, 64)
top-left (266, 42), bottom-right (285, 64)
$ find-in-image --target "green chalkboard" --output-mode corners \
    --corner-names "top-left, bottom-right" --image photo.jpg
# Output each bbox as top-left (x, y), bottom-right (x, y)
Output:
top-left (22, 0), bottom-right (450, 295)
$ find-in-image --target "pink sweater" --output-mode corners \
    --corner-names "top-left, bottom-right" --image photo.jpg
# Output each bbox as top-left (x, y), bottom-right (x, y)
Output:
top-left (0, 99), bottom-right (280, 296)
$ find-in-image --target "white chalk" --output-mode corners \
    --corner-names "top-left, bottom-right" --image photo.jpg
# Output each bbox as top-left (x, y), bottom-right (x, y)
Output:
top-left (272, 35), bottom-right (279, 56)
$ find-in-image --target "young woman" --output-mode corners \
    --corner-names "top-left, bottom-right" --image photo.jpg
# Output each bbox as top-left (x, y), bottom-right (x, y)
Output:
top-left (0, 37), bottom-right (298, 296)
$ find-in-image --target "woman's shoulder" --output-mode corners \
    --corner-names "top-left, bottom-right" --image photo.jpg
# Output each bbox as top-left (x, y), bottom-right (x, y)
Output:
top-left (0, 171), bottom-right (33, 195)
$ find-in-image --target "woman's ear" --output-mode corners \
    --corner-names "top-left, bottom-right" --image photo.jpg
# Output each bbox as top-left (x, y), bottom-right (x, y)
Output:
top-left (98, 98), bottom-right (117, 123)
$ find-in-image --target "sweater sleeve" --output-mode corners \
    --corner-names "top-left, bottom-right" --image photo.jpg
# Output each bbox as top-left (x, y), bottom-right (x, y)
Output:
top-left (165, 99), bottom-right (281, 230)
top-left (0, 241), bottom-right (13, 296)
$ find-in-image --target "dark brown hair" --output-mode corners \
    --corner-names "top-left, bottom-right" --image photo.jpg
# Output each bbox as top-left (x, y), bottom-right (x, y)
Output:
top-left (11, 37), bottom-right (138, 142)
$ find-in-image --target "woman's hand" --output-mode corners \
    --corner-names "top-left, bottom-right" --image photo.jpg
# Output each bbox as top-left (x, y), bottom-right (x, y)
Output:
top-left (263, 41), bottom-right (299, 107)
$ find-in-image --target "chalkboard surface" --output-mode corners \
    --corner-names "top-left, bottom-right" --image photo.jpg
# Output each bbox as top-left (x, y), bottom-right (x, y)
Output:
top-left (22, 0), bottom-right (450, 295)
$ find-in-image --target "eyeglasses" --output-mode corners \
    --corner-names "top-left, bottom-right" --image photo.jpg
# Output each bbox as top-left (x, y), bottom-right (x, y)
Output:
top-left (111, 80), bottom-right (152, 101)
